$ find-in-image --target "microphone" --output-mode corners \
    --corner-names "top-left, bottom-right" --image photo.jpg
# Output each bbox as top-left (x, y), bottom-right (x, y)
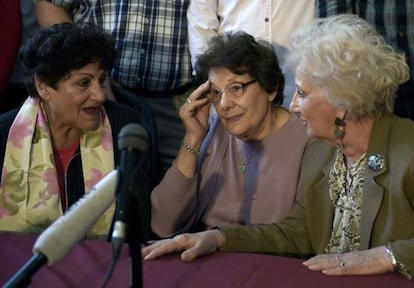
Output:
top-left (3, 170), bottom-right (118, 288)
top-left (111, 123), bottom-right (149, 259)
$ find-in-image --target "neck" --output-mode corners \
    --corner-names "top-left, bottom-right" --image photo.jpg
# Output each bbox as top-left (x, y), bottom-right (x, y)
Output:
top-left (339, 118), bottom-right (374, 164)
top-left (51, 128), bottom-right (81, 150)
top-left (41, 100), bottom-right (81, 149)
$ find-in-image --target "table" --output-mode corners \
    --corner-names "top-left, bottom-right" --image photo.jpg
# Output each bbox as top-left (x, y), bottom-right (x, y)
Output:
top-left (0, 233), bottom-right (411, 288)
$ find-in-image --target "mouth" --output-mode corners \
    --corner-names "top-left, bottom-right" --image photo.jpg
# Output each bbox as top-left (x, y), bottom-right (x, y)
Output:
top-left (225, 114), bottom-right (243, 122)
top-left (83, 106), bottom-right (101, 116)
top-left (295, 114), bottom-right (308, 126)
top-left (301, 118), bottom-right (308, 126)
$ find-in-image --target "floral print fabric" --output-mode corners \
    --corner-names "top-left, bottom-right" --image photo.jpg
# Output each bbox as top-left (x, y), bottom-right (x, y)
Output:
top-left (325, 149), bottom-right (367, 254)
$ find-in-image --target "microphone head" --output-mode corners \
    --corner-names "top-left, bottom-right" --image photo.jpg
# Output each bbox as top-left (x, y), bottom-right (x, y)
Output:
top-left (118, 123), bottom-right (149, 152)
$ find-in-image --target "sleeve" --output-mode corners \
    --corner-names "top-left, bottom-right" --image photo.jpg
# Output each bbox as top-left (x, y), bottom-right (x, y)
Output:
top-left (150, 163), bottom-right (199, 238)
top-left (388, 153), bottom-right (414, 280)
top-left (187, 0), bottom-right (220, 70)
top-left (151, 114), bottom-right (221, 238)
top-left (220, 198), bottom-right (314, 257)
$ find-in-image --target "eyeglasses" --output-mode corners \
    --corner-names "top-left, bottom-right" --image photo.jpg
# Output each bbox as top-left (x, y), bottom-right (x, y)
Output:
top-left (205, 80), bottom-right (256, 103)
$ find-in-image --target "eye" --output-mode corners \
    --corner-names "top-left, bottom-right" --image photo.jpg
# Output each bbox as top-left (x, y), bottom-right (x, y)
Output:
top-left (99, 75), bottom-right (107, 86)
top-left (229, 84), bottom-right (243, 95)
top-left (78, 79), bottom-right (91, 88)
top-left (296, 88), bottom-right (306, 98)
top-left (211, 88), bottom-right (221, 95)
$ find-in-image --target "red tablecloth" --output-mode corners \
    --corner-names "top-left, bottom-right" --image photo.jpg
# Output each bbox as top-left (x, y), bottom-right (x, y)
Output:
top-left (0, 233), bottom-right (412, 288)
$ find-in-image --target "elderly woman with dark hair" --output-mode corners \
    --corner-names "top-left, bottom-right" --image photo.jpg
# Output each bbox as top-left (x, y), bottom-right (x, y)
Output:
top-left (150, 32), bottom-right (309, 238)
top-left (142, 15), bottom-right (414, 280)
top-left (0, 23), bottom-right (149, 239)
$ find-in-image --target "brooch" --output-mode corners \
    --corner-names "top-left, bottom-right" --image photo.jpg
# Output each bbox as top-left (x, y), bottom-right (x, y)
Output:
top-left (367, 154), bottom-right (385, 172)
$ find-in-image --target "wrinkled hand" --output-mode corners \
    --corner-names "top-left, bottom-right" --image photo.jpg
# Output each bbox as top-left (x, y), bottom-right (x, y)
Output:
top-left (179, 81), bottom-right (211, 140)
top-left (302, 246), bottom-right (394, 276)
top-left (142, 230), bottom-right (225, 261)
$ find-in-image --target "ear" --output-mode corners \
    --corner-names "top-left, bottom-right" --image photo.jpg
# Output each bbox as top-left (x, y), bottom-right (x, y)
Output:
top-left (34, 75), bottom-right (51, 101)
top-left (336, 109), bottom-right (348, 121)
top-left (268, 91), bottom-right (277, 102)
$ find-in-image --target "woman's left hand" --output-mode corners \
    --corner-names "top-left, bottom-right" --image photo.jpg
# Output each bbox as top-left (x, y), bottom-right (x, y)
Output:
top-left (302, 246), bottom-right (394, 276)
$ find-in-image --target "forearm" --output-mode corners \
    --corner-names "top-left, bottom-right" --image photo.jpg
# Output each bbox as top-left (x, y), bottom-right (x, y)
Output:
top-left (35, 0), bottom-right (72, 28)
top-left (221, 223), bottom-right (313, 256)
top-left (151, 164), bottom-right (199, 238)
top-left (175, 135), bottom-right (203, 177)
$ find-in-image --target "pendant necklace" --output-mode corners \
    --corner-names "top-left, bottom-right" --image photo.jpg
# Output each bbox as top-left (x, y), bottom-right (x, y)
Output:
top-left (238, 161), bottom-right (246, 174)
top-left (237, 142), bottom-right (255, 175)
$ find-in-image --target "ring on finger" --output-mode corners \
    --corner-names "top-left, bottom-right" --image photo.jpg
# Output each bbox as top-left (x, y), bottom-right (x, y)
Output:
top-left (334, 254), bottom-right (346, 267)
top-left (186, 97), bottom-right (192, 104)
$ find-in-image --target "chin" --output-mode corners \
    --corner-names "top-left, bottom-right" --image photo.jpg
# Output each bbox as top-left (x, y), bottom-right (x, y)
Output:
top-left (305, 127), bottom-right (315, 137)
top-left (82, 121), bottom-right (101, 132)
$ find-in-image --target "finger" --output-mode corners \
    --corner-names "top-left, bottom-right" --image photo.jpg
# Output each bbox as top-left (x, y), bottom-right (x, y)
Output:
top-left (146, 239), bottom-right (160, 245)
top-left (185, 81), bottom-right (211, 105)
top-left (143, 234), bottom-right (197, 260)
top-left (303, 254), bottom-right (342, 271)
top-left (321, 266), bottom-right (348, 276)
top-left (143, 240), bottom-right (180, 260)
top-left (141, 240), bottom-right (166, 258)
top-left (180, 241), bottom-right (210, 262)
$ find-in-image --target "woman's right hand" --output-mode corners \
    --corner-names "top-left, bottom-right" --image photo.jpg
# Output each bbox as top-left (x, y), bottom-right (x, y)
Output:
top-left (142, 229), bottom-right (225, 261)
top-left (179, 81), bottom-right (211, 141)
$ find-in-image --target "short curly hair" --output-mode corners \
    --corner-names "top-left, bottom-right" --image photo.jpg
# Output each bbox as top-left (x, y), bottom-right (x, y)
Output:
top-left (20, 22), bottom-right (115, 97)
top-left (195, 31), bottom-right (285, 106)
top-left (289, 14), bottom-right (409, 120)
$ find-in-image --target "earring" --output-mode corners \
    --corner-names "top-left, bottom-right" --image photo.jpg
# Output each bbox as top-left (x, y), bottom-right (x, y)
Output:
top-left (334, 111), bottom-right (347, 148)
top-left (334, 117), bottom-right (346, 140)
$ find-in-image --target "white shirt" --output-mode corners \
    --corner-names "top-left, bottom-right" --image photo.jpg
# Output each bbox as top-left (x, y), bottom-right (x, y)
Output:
top-left (187, 0), bottom-right (315, 106)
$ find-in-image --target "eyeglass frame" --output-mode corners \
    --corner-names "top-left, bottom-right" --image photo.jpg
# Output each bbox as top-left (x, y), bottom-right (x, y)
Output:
top-left (205, 80), bottom-right (257, 103)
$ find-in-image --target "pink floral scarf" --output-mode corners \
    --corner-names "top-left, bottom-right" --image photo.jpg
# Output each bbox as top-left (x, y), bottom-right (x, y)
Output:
top-left (0, 97), bottom-right (115, 238)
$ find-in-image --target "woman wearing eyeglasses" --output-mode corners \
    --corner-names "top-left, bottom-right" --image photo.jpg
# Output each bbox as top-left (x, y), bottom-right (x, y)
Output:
top-left (151, 32), bottom-right (309, 238)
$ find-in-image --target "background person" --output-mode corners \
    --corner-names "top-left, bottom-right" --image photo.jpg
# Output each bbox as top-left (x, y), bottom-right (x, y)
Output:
top-left (151, 32), bottom-right (309, 238)
top-left (142, 15), bottom-right (414, 280)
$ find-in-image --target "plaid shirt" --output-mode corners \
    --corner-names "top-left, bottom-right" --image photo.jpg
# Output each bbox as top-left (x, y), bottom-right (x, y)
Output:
top-left (316, 0), bottom-right (414, 86)
top-left (48, 0), bottom-right (193, 92)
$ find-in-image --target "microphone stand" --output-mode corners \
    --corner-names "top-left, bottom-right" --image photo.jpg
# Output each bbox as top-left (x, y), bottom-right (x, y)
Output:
top-left (126, 193), bottom-right (143, 288)
top-left (111, 189), bottom-right (143, 288)
top-left (3, 253), bottom-right (47, 288)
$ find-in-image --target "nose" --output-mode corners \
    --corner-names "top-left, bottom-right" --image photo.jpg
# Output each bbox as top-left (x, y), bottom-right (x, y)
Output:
top-left (289, 91), bottom-right (299, 113)
top-left (217, 90), bottom-right (234, 109)
top-left (91, 82), bottom-right (107, 103)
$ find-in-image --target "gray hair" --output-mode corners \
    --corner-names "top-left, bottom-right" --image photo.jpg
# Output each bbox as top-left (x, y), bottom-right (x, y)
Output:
top-left (289, 14), bottom-right (409, 120)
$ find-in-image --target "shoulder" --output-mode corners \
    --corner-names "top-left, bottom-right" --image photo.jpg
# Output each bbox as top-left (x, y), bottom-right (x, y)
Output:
top-left (104, 100), bottom-right (141, 124)
top-left (0, 109), bottom-right (19, 171)
top-left (372, 115), bottom-right (414, 155)
top-left (383, 115), bottom-right (414, 165)
top-left (302, 139), bottom-right (335, 167)
top-left (104, 100), bottom-right (143, 139)
top-left (285, 112), bottom-right (310, 139)
top-left (0, 109), bottom-right (18, 133)
top-left (388, 115), bottom-right (414, 140)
